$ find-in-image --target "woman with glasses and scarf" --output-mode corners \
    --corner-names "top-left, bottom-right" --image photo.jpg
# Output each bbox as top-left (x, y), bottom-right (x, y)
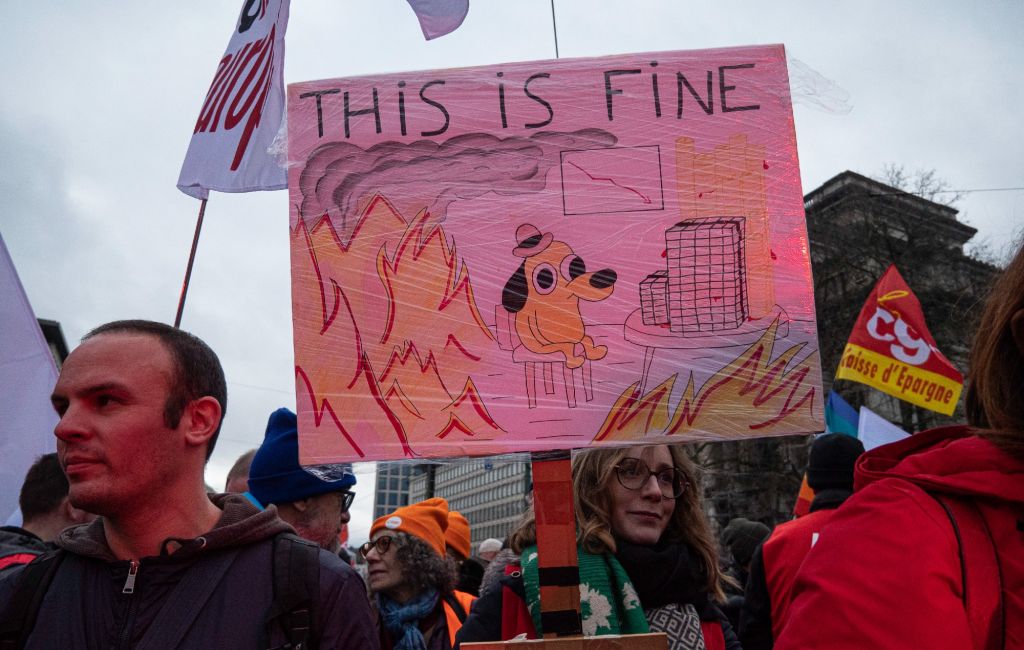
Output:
top-left (456, 444), bottom-right (741, 650)
top-left (361, 497), bottom-right (476, 650)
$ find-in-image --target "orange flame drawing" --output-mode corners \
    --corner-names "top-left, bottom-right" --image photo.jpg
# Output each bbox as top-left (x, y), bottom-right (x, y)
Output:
top-left (594, 320), bottom-right (819, 443)
top-left (291, 195), bottom-right (504, 461)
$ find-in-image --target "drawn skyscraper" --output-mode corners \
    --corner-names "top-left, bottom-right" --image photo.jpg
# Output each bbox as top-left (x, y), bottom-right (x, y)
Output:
top-left (640, 217), bottom-right (748, 334)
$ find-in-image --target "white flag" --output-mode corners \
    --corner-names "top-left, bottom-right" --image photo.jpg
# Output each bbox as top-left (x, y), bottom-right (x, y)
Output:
top-left (857, 406), bottom-right (910, 451)
top-left (0, 233), bottom-right (58, 522)
top-left (177, 0), bottom-right (291, 199)
top-left (406, 0), bottom-right (469, 40)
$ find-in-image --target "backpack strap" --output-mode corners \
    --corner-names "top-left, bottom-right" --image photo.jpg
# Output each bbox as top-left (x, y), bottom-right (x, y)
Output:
top-left (932, 494), bottom-right (1004, 650)
top-left (0, 549), bottom-right (66, 649)
top-left (134, 550), bottom-right (238, 650)
top-left (266, 533), bottom-right (320, 650)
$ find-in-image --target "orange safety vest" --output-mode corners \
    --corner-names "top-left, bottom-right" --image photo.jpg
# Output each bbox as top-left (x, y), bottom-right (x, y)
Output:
top-left (443, 590), bottom-right (477, 646)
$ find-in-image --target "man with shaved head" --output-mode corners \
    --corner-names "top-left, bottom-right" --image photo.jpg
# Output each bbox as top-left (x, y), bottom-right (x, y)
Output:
top-left (0, 320), bottom-right (376, 648)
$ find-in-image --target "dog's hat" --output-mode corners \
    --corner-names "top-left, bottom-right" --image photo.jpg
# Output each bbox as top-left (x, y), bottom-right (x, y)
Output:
top-left (513, 224), bottom-right (553, 258)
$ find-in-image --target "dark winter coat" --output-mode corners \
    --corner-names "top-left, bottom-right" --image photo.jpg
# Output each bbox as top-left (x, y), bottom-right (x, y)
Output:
top-left (0, 526), bottom-right (50, 577)
top-left (0, 493), bottom-right (379, 649)
top-left (739, 489), bottom-right (851, 650)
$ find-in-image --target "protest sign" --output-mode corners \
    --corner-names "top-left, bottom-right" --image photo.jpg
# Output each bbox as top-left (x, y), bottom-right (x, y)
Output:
top-left (836, 265), bottom-right (963, 416)
top-left (177, 0), bottom-right (290, 199)
top-left (287, 45), bottom-right (823, 463)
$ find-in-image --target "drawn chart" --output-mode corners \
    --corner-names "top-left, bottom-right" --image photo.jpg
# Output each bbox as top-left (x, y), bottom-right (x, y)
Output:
top-left (560, 146), bottom-right (664, 215)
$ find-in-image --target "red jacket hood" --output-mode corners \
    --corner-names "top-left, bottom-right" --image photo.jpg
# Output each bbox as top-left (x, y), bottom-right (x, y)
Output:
top-left (854, 425), bottom-right (1024, 505)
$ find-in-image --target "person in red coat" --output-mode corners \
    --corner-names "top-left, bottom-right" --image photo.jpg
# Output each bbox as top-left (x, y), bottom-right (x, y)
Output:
top-left (739, 433), bottom-right (864, 650)
top-left (776, 242), bottom-right (1024, 649)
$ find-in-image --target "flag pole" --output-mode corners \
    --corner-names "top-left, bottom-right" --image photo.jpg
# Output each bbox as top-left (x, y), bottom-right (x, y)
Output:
top-left (174, 198), bottom-right (207, 328)
top-left (550, 0), bottom-right (560, 58)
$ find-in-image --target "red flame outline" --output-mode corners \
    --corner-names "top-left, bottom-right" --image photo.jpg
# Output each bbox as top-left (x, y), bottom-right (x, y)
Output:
top-left (445, 378), bottom-right (505, 432)
top-left (377, 207), bottom-right (494, 347)
top-left (594, 320), bottom-right (818, 441)
top-left (294, 365), bottom-right (366, 458)
top-left (378, 341), bottom-right (448, 397)
top-left (443, 334), bottom-right (482, 361)
top-left (295, 217), bottom-right (340, 335)
top-left (436, 415), bottom-right (477, 440)
top-left (662, 329), bottom-right (816, 435)
top-left (384, 383), bottom-right (425, 420)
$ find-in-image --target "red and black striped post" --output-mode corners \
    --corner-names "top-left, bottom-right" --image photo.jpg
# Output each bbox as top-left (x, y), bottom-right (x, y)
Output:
top-left (531, 450), bottom-right (582, 638)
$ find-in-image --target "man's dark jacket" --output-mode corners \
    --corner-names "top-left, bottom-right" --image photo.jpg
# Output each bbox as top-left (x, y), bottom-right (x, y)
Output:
top-left (0, 493), bottom-right (378, 649)
top-left (739, 488), bottom-right (851, 650)
top-left (0, 527), bottom-right (49, 577)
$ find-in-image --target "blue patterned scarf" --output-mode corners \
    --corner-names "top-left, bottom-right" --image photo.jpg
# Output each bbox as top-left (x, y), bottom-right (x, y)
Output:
top-left (377, 589), bottom-right (440, 650)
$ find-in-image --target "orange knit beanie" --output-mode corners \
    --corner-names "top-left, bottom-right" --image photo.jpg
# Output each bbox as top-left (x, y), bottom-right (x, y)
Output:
top-left (445, 511), bottom-right (471, 559)
top-left (371, 497), bottom-right (450, 557)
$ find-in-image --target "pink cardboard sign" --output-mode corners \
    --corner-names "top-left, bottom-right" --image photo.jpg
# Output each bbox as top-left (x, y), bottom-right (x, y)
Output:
top-left (288, 45), bottom-right (824, 464)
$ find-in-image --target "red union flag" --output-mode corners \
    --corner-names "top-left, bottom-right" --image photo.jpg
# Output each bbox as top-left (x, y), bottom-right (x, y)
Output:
top-left (177, 0), bottom-right (290, 199)
top-left (836, 265), bottom-right (963, 416)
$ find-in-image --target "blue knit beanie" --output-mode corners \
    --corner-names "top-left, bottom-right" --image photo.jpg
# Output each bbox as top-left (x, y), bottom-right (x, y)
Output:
top-left (248, 408), bottom-right (356, 506)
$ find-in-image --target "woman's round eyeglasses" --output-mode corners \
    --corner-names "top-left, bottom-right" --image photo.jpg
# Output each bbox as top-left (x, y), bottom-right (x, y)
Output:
top-left (359, 536), bottom-right (395, 558)
top-left (613, 458), bottom-right (687, 499)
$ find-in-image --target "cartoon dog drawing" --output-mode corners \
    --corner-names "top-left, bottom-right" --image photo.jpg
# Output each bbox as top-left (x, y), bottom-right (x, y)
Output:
top-left (501, 224), bottom-right (617, 369)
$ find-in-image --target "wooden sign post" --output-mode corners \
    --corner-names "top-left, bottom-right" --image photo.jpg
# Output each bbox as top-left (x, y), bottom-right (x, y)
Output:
top-left (530, 451), bottom-right (582, 638)
top-left (462, 450), bottom-right (668, 650)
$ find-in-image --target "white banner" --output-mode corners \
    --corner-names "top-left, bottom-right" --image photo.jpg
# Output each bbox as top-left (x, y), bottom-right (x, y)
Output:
top-left (857, 406), bottom-right (910, 451)
top-left (0, 233), bottom-right (58, 522)
top-left (177, 0), bottom-right (290, 199)
top-left (406, 0), bottom-right (469, 40)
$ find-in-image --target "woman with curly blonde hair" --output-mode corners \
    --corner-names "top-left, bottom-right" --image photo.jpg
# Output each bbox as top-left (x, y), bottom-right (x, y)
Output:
top-left (457, 444), bottom-right (740, 650)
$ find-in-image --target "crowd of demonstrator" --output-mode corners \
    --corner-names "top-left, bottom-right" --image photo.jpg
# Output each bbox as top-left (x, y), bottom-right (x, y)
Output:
top-left (1, 242), bottom-right (1022, 649)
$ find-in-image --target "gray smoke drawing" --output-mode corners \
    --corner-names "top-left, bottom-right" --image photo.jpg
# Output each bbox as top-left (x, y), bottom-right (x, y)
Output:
top-left (297, 129), bottom-right (617, 234)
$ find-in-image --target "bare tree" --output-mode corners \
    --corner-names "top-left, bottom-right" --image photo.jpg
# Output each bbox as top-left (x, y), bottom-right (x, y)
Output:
top-left (687, 435), bottom-right (809, 532)
top-left (878, 164), bottom-right (964, 206)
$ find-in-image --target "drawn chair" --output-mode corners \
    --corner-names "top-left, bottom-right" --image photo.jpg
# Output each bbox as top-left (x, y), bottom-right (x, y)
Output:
top-left (494, 306), bottom-right (594, 409)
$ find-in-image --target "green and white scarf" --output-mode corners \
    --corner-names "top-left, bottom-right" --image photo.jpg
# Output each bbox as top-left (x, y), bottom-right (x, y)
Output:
top-left (520, 545), bottom-right (650, 637)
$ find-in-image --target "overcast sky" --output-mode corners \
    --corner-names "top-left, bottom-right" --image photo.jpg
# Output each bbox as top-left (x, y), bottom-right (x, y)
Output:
top-left (2, 1), bottom-right (1021, 545)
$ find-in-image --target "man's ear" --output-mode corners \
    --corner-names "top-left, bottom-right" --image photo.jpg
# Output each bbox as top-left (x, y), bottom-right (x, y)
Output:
top-left (181, 396), bottom-right (222, 450)
top-left (1011, 309), bottom-right (1024, 358)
